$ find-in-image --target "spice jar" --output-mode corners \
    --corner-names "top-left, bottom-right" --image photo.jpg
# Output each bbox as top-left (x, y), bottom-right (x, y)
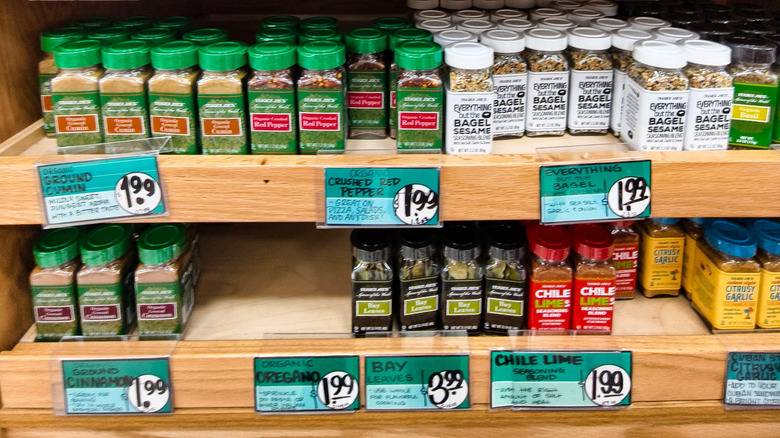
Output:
top-left (77, 224), bottom-right (136, 336)
top-left (734, 7), bottom-right (774, 24)
top-left (88, 27), bottom-right (131, 46)
top-left (154, 16), bottom-right (194, 36)
top-left (627, 17), bottom-right (671, 32)
top-left (457, 19), bottom-right (498, 35)
top-left (691, 220), bottom-right (760, 330)
top-left (483, 222), bottom-right (527, 334)
top-left (452, 10), bottom-right (489, 24)
top-left (504, 0), bottom-right (535, 8)
top-left (433, 29), bottom-right (478, 47)
top-left (99, 40), bottom-right (152, 143)
top-left (524, 28), bottom-right (569, 137)
top-left (40, 27), bottom-right (84, 137)
top-left (148, 41), bottom-right (200, 155)
top-left (262, 15), bottom-right (300, 30)
top-left (371, 17), bottom-right (412, 34)
top-left (738, 22), bottom-right (775, 39)
top-left (388, 28), bottom-right (434, 140)
top-left (409, 0), bottom-right (441, 20)
top-left (751, 219), bottom-right (780, 329)
top-left (537, 17), bottom-right (577, 32)
top-left (445, 42), bottom-right (494, 154)
top-left (567, 8), bottom-right (604, 27)
top-left (135, 224), bottom-right (196, 336)
top-left (570, 224), bottom-right (616, 333)
top-left (414, 10), bottom-right (451, 24)
top-left (132, 27), bottom-right (177, 47)
top-left (688, 23), bottom-right (734, 43)
top-left (491, 9), bottom-right (526, 23)
top-left (417, 19), bottom-right (457, 34)
top-left (51, 39), bottom-right (105, 148)
top-left (678, 39), bottom-right (733, 151)
top-left (637, 218), bottom-right (685, 298)
top-left (297, 41), bottom-right (348, 154)
top-left (724, 36), bottom-right (778, 149)
top-left (681, 217), bottom-right (706, 299)
top-left (75, 17), bottom-right (112, 32)
top-left (473, 0), bottom-right (504, 12)
top-left (397, 229), bottom-right (441, 331)
top-left (480, 29), bottom-right (527, 138)
top-left (31, 227), bottom-right (83, 341)
top-left (611, 221), bottom-right (639, 300)
top-left (299, 16), bottom-right (340, 32)
top-left (247, 41), bottom-right (297, 154)
top-left (395, 40), bottom-right (444, 151)
top-left (440, 0), bottom-right (472, 13)
top-left (197, 41), bottom-right (249, 155)
top-left (351, 229), bottom-right (394, 334)
top-left (255, 27), bottom-right (298, 45)
top-left (566, 27), bottom-right (613, 135)
top-left (116, 16), bottom-right (153, 32)
top-left (529, 8), bottom-right (565, 23)
top-left (584, 0), bottom-right (618, 17)
top-left (299, 29), bottom-right (344, 45)
top-left (553, 0), bottom-right (582, 13)
top-left (441, 222), bottom-right (483, 334)
top-left (609, 29), bottom-right (655, 137)
top-left (589, 17), bottom-right (628, 33)
top-left (183, 28), bottom-right (229, 46)
top-left (527, 224), bottom-right (572, 332)
top-left (346, 28), bottom-right (388, 139)
top-left (652, 27), bottom-right (699, 44)
top-left (497, 18), bottom-right (535, 33)
top-left (621, 40), bottom-right (689, 151)
top-left (767, 33), bottom-right (780, 145)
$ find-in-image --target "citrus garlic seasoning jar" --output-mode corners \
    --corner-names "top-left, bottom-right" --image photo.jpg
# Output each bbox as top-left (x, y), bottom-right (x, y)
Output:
top-left (480, 29), bottom-right (527, 138)
top-left (524, 28), bottom-right (569, 137)
top-left (637, 218), bottom-right (684, 298)
top-left (751, 219), bottom-right (780, 329)
top-left (570, 224), bottom-right (616, 333)
top-left (39, 27), bottom-right (84, 136)
top-left (527, 224), bottom-right (573, 332)
top-left (681, 218), bottom-right (706, 299)
top-left (566, 27), bottom-right (613, 135)
top-left (445, 42), bottom-right (495, 154)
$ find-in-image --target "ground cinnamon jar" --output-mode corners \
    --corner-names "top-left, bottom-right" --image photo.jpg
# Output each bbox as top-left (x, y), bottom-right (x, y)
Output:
top-left (570, 224), bottom-right (616, 333)
top-left (526, 224), bottom-right (573, 332)
top-left (637, 218), bottom-right (685, 298)
top-left (611, 221), bottom-right (639, 299)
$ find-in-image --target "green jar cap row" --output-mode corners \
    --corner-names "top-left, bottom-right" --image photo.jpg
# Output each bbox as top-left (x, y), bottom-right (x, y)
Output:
top-left (88, 26), bottom-right (131, 45)
top-left (133, 27), bottom-right (178, 46)
top-left (183, 28), bottom-right (229, 46)
top-left (299, 16), bottom-right (340, 31)
top-left (248, 41), bottom-right (296, 71)
top-left (297, 40), bottom-right (346, 70)
top-left (261, 15), bottom-right (300, 30)
top-left (102, 40), bottom-right (151, 69)
top-left (154, 16), bottom-right (194, 34)
top-left (138, 224), bottom-right (186, 265)
top-left (80, 224), bottom-right (133, 266)
top-left (345, 28), bottom-right (387, 54)
top-left (116, 16), bottom-right (154, 32)
top-left (41, 27), bottom-right (85, 53)
top-left (74, 17), bottom-right (113, 31)
top-left (395, 40), bottom-right (442, 70)
top-left (255, 27), bottom-right (298, 45)
top-left (299, 28), bottom-right (343, 45)
top-left (53, 39), bottom-right (103, 69)
top-left (371, 17), bottom-right (412, 33)
top-left (199, 41), bottom-right (248, 71)
top-left (33, 227), bottom-right (82, 268)
top-left (152, 40), bottom-right (199, 70)
top-left (389, 27), bottom-right (433, 51)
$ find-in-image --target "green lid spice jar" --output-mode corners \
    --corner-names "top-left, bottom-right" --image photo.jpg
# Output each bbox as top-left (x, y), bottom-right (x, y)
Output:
top-left (609, 29), bottom-right (655, 137)
top-left (371, 17), bottom-right (412, 34)
top-left (388, 28), bottom-right (434, 139)
top-left (297, 41), bottom-right (347, 154)
top-left (299, 16), bottom-right (340, 32)
top-left (197, 41), bottom-right (249, 155)
top-left (30, 227), bottom-right (83, 341)
top-left (40, 27), bottom-right (84, 136)
top-left (247, 42), bottom-right (297, 154)
top-left (397, 229), bottom-right (441, 331)
top-left (116, 16), bottom-right (153, 32)
top-left (132, 27), bottom-right (178, 47)
top-left (417, 19), bottom-right (456, 34)
top-left (255, 27), bottom-right (298, 45)
top-left (396, 41), bottom-right (444, 151)
top-left (148, 41), bottom-right (201, 154)
top-left (88, 27), bottom-right (131, 46)
top-left (441, 222), bottom-right (483, 334)
top-left (51, 39), bottom-right (104, 148)
top-left (154, 16), bottom-right (194, 36)
top-left (566, 27), bottom-right (613, 135)
top-left (135, 224), bottom-right (197, 336)
top-left (346, 28), bottom-right (388, 139)
top-left (483, 222), bottom-right (527, 334)
top-left (76, 224), bottom-right (137, 336)
top-left (480, 29), bottom-right (527, 138)
top-left (524, 28), bottom-right (569, 137)
top-left (299, 29), bottom-right (344, 45)
top-left (99, 41), bottom-right (152, 142)
top-left (74, 17), bottom-right (112, 32)
top-left (351, 229), bottom-right (394, 334)
top-left (183, 28), bottom-right (229, 46)
top-left (262, 15), bottom-right (300, 30)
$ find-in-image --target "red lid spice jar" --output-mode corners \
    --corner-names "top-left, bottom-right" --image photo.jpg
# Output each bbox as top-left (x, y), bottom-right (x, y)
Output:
top-left (527, 224), bottom-right (572, 332)
top-left (611, 221), bottom-right (639, 299)
top-left (570, 224), bottom-right (616, 333)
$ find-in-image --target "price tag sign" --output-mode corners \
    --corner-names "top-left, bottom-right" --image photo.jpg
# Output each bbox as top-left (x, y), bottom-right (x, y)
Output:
top-left (38, 155), bottom-right (167, 227)
top-left (254, 355), bottom-right (360, 413)
top-left (539, 160), bottom-right (651, 224)
top-left (364, 355), bottom-right (470, 411)
top-left (323, 167), bottom-right (440, 227)
top-left (724, 352), bottom-right (780, 407)
top-left (490, 351), bottom-right (632, 409)
top-left (61, 358), bottom-right (172, 415)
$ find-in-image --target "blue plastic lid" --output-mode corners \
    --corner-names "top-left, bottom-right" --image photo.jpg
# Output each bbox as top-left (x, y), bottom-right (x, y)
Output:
top-left (653, 218), bottom-right (679, 224)
top-left (751, 219), bottom-right (780, 256)
top-left (689, 217), bottom-right (707, 226)
top-left (704, 219), bottom-right (757, 259)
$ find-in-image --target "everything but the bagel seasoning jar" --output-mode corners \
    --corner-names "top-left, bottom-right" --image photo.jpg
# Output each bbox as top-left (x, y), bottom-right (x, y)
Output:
top-left (609, 29), bottom-right (655, 137)
top-left (445, 42), bottom-right (495, 154)
top-left (481, 29), bottom-right (527, 139)
top-left (566, 27), bottom-right (613, 135)
top-left (524, 28), bottom-right (569, 137)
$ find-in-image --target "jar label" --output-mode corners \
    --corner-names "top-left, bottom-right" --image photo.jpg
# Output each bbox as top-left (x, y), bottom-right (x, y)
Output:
top-left (638, 232), bottom-right (684, 293)
top-left (610, 70), bottom-right (626, 134)
top-left (445, 88), bottom-right (493, 154)
top-left (729, 81), bottom-right (778, 148)
top-left (388, 72), bottom-right (398, 133)
top-left (352, 280), bottom-right (393, 333)
top-left (493, 73), bottom-right (527, 136)
top-left (757, 269), bottom-right (780, 328)
top-left (397, 86), bottom-right (444, 150)
top-left (613, 242), bottom-right (638, 298)
top-left (78, 269), bottom-right (134, 336)
top-left (484, 277), bottom-right (526, 332)
top-left (40, 73), bottom-right (55, 134)
top-left (198, 93), bottom-right (248, 154)
top-left (298, 88), bottom-right (346, 154)
top-left (681, 232), bottom-right (701, 297)
top-left (621, 78), bottom-right (688, 151)
top-left (442, 278), bottom-right (483, 332)
top-left (683, 87), bottom-right (733, 151)
top-left (248, 88), bottom-right (297, 154)
top-left (100, 91), bottom-right (150, 141)
top-left (572, 276), bottom-right (616, 332)
top-left (527, 278), bottom-right (572, 331)
top-left (52, 90), bottom-right (103, 147)
top-left (526, 71), bottom-right (568, 132)
top-left (32, 283), bottom-right (78, 340)
top-left (136, 281), bottom-right (182, 335)
top-left (149, 91), bottom-right (198, 154)
top-left (400, 276), bottom-right (440, 331)
top-left (347, 70), bottom-right (387, 131)
top-left (568, 70), bottom-right (612, 131)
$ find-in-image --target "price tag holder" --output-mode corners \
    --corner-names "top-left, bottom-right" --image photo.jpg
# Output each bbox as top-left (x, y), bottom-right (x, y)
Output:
top-left (37, 154), bottom-right (167, 227)
top-left (539, 160), bottom-right (651, 224)
top-left (254, 355), bottom-right (360, 413)
top-left (724, 352), bottom-right (780, 407)
top-left (322, 167), bottom-right (440, 227)
top-left (60, 357), bottom-right (172, 415)
top-left (364, 354), bottom-right (470, 411)
top-left (490, 350), bottom-right (632, 409)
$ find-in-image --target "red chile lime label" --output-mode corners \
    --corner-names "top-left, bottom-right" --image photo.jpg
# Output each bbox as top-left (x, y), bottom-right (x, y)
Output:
top-left (613, 243), bottom-right (638, 293)
top-left (572, 277), bottom-right (616, 332)
top-left (527, 278), bottom-right (572, 331)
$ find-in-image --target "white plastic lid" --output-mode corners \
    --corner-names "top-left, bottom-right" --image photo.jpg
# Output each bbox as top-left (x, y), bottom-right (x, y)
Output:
top-left (408, 0), bottom-right (440, 9)
top-left (414, 9), bottom-right (451, 23)
top-left (652, 27), bottom-right (700, 43)
top-left (525, 27), bottom-right (567, 51)
top-left (585, 0), bottom-right (618, 16)
top-left (505, 0), bottom-right (536, 7)
top-left (567, 27), bottom-right (611, 50)
top-left (567, 8), bottom-right (604, 26)
top-left (535, 0), bottom-right (556, 7)
top-left (453, 9), bottom-right (490, 23)
top-left (627, 16), bottom-right (671, 31)
top-left (434, 29), bottom-right (479, 46)
top-left (480, 29), bottom-right (525, 53)
top-left (445, 42), bottom-right (495, 68)
top-left (417, 19), bottom-right (457, 32)
top-left (458, 19), bottom-right (498, 34)
top-left (490, 9), bottom-right (527, 23)
top-left (678, 39), bottom-right (731, 66)
top-left (590, 17), bottom-right (628, 32)
top-left (611, 28), bottom-right (655, 51)
top-left (497, 18), bottom-right (536, 31)
top-left (529, 8), bottom-right (565, 22)
top-left (538, 17), bottom-right (577, 31)
top-left (553, 0), bottom-right (582, 12)
top-left (632, 40), bottom-right (687, 69)
top-left (473, 0), bottom-right (504, 10)
top-left (441, 0), bottom-right (472, 10)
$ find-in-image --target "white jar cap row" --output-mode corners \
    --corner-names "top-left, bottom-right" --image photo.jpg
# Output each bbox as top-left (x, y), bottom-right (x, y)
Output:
top-left (480, 29), bottom-right (525, 52)
top-left (505, 0), bottom-right (536, 7)
top-left (678, 39), bottom-right (732, 66)
top-left (418, 19), bottom-right (458, 32)
top-left (408, 0), bottom-right (440, 9)
top-left (414, 9), bottom-right (451, 23)
top-left (590, 17), bottom-right (628, 32)
top-left (627, 16), bottom-right (671, 31)
top-left (567, 8), bottom-right (604, 27)
top-left (445, 41), bottom-right (495, 69)
top-left (441, 0), bottom-right (473, 10)
top-left (473, 0), bottom-right (505, 10)
top-left (633, 40), bottom-right (687, 69)
top-left (611, 28), bottom-right (655, 51)
top-left (498, 18), bottom-right (535, 31)
top-left (458, 19), bottom-right (498, 33)
top-left (553, 0), bottom-right (582, 13)
top-left (490, 8), bottom-right (527, 22)
top-left (653, 27), bottom-right (700, 44)
top-left (567, 27), bottom-right (610, 50)
top-left (435, 29), bottom-right (479, 46)
top-left (453, 9), bottom-right (489, 23)
top-left (538, 17), bottom-right (577, 31)
top-left (529, 8), bottom-right (564, 22)
top-left (525, 27), bottom-right (567, 51)
top-left (584, 0), bottom-right (618, 17)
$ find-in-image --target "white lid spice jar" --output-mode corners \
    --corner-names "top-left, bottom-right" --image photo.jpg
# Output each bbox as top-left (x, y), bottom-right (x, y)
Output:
top-left (457, 19), bottom-right (498, 35)
top-left (620, 40), bottom-right (689, 151)
top-left (537, 17), bottom-right (577, 32)
top-left (529, 8), bottom-right (564, 22)
top-left (434, 29), bottom-right (479, 47)
top-left (445, 42), bottom-right (495, 154)
top-left (414, 9), bottom-right (451, 24)
top-left (408, 0), bottom-right (441, 20)
top-left (652, 27), bottom-right (700, 44)
top-left (552, 1), bottom-right (583, 13)
top-left (609, 28), bottom-right (655, 136)
top-left (441, 0), bottom-right (473, 13)
top-left (524, 28), bottom-right (569, 136)
top-left (490, 9), bottom-right (527, 23)
top-left (566, 27), bottom-right (613, 135)
top-left (417, 19), bottom-right (457, 33)
top-left (584, 0), bottom-right (618, 17)
top-left (589, 17), bottom-right (628, 33)
top-left (473, 0), bottom-right (505, 12)
top-left (481, 29), bottom-right (527, 138)
top-left (627, 16), bottom-right (671, 32)
top-left (505, 0), bottom-right (536, 8)
top-left (567, 8), bottom-right (605, 27)
top-left (497, 18), bottom-right (535, 32)
top-left (452, 9), bottom-right (490, 24)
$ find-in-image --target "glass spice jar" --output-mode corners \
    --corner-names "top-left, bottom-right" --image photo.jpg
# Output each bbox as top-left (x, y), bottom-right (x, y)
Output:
top-left (767, 33), bottom-right (780, 145)
top-left (39, 27), bottom-right (84, 136)
top-left (751, 219), bottom-right (780, 329)
top-left (445, 42), bottom-right (494, 154)
top-left (490, 9), bottom-right (526, 23)
top-left (611, 221), bottom-right (639, 300)
top-left (440, 0), bottom-right (472, 13)
top-left (681, 217), bottom-right (706, 299)
top-left (395, 40), bottom-right (444, 151)
top-left (346, 28), bottom-right (388, 139)
top-left (441, 222), bottom-right (484, 334)
top-left (637, 218), bottom-right (685, 298)
top-left (417, 19), bottom-right (457, 34)
top-left (408, 0), bottom-right (442, 21)
top-left (480, 29), bottom-right (527, 138)
top-left (524, 28), bottom-right (569, 137)
top-left (261, 15), bottom-right (300, 31)
top-left (527, 224), bottom-right (573, 332)
top-left (388, 28), bottom-right (434, 140)
top-left (99, 40), bottom-right (153, 143)
top-left (609, 29), bottom-right (655, 137)
top-left (351, 229), bottom-right (394, 334)
top-left (566, 27), bottom-right (613, 135)
top-left (397, 229), bottom-right (441, 331)
top-left (483, 222), bottom-right (527, 334)
top-left (570, 224), bottom-right (616, 333)
top-left (255, 27), bottom-right (298, 45)
top-left (183, 28), bottom-right (229, 46)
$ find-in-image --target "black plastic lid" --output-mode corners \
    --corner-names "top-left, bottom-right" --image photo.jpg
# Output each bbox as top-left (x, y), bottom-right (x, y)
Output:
top-left (722, 34), bottom-right (776, 64)
top-left (351, 229), bottom-right (392, 262)
top-left (397, 229), bottom-right (436, 260)
top-left (733, 7), bottom-right (773, 24)
top-left (485, 221), bottom-right (526, 262)
top-left (738, 22), bottom-right (775, 38)
top-left (690, 22), bottom-right (734, 41)
top-left (442, 222), bottom-right (481, 262)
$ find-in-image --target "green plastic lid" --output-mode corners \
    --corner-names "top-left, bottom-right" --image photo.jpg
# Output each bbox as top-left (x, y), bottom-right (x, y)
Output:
top-left (116, 16), bottom-right (154, 32)
top-left (395, 40), bottom-right (442, 70)
top-left (54, 39), bottom-right (103, 69)
top-left (198, 41), bottom-right (248, 71)
top-left (151, 40), bottom-right (200, 69)
top-left (155, 16), bottom-right (194, 34)
top-left (255, 27), bottom-right (298, 45)
top-left (183, 28), bottom-right (229, 46)
top-left (345, 28), bottom-right (387, 54)
top-left (371, 17), bottom-right (412, 33)
top-left (262, 15), bottom-right (300, 29)
top-left (299, 28), bottom-right (344, 45)
top-left (74, 17), bottom-right (113, 31)
top-left (41, 27), bottom-right (85, 53)
top-left (80, 224), bottom-right (132, 266)
top-left (389, 27), bottom-right (433, 51)
top-left (88, 27), bottom-right (131, 45)
top-left (33, 227), bottom-right (82, 267)
top-left (138, 224), bottom-right (186, 265)
top-left (248, 41), bottom-right (297, 70)
top-left (132, 27), bottom-right (178, 46)
top-left (102, 40), bottom-right (151, 69)
top-left (297, 40), bottom-right (346, 70)
top-left (299, 16), bottom-right (340, 31)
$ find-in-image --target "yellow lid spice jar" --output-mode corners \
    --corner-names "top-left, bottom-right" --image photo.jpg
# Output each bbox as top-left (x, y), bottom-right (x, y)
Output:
top-left (637, 218), bottom-right (685, 297)
top-left (751, 220), bottom-right (780, 329)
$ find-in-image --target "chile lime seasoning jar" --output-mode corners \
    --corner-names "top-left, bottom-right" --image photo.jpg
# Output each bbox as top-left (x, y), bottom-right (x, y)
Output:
top-left (611, 221), bottom-right (639, 299)
top-left (570, 224), bottom-right (616, 332)
top-left (526, 224), bottom-right (573, 332)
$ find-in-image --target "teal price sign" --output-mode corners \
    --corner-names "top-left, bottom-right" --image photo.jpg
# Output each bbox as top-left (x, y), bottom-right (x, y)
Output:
top-left (724, 352), bottom-right (780, 406)
top-left (254, 355), bottom-right (360, 413)
top-left (364, 355), bottom-right (470, 411)
top-left (38, 155), bottom-right (167, 227)
top-left (539, 160), bottom-right (651, 224)
top-left (490, 351), bottom-right (632, 409)
top-left (61, 358), bottom-right (172, 415)
top-left (324, 167), bottom-right (440, 226)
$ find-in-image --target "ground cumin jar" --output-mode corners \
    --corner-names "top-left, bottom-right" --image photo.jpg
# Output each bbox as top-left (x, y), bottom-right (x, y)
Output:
top-left (570, 224), bottom-right (616, 333)
top-left (526, 224), bottom-right (572, 331)
top-left (637, 218), bottom-right (685, 298)
top-left (611, 221), bottom-right (639, 299)
top-left (751, 219), bottom-right (780, 329)
top-left (99, 40), bottom-right (153, 143)
top-left (40, 27), bottom-right (84, 136)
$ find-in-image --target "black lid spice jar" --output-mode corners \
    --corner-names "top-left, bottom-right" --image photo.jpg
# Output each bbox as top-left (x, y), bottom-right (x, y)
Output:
top-left (351, 229), bottom-right (394, 335)
top-left (397, 229), bottom-right (441, 331)
top-left (483, 222), bottom-right (527, 334)
top-left (441, 222), bottom-right (483, 334)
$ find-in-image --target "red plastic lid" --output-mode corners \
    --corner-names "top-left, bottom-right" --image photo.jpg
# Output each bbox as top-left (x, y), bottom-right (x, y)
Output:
top-left (527, 224), bottom-right (571, 261)
top-left (571, 224), bottom-right (614, 260)
top-left (613, 220), bottom-right (635, 227)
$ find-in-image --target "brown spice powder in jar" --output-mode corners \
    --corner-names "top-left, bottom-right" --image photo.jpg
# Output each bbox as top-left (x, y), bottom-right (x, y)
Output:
top-left (40, 27), bottom-right (85, 136)
top-left (611, 221), bottom-right (639, 300)
top-left (99, 41), bottom-right (153, 143)
top-left (345, 28), bottom-right (388, 139)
